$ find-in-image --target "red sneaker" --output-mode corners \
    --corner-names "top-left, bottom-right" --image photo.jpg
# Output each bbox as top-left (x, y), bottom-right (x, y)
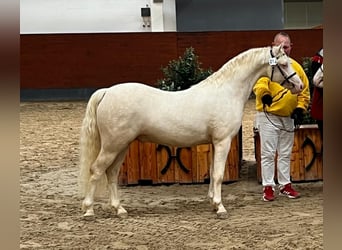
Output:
top-left (279, 183), bottom-right (300, 199)
top-left (263, 186), bottom-right (275, 201)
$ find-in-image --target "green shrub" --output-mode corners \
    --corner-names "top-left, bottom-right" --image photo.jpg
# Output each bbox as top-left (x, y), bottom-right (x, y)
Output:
top-left (158, 47), bottom-right (213, 91)
top-left (301, 57), bottom-right (317, 124)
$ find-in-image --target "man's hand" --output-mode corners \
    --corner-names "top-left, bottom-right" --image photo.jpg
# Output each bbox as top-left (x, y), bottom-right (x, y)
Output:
top-left (261, 94), bottom-right (272, 107)
top-left (291, 108), bottom-right (304, 126)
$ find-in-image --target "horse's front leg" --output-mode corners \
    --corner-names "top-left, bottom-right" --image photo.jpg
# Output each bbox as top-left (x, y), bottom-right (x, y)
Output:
top-left (211, 141), bottom-right (230, 218)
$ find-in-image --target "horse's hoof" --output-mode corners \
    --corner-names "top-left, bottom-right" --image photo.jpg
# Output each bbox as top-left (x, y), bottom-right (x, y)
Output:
top-left (117, 211), bottom-right (128, 219)
top-left (83, 214), bottom-right (96, 221)
top-left (116, 206), bottom-right (128, 218)
top-left (216, 211), bottom-right (228, 219)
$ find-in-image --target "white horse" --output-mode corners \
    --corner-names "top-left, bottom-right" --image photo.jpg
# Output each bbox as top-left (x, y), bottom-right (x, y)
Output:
top-left (79, 44), bottom-right (304, 219)
top-left (313, 63), bottom-right (323, 88)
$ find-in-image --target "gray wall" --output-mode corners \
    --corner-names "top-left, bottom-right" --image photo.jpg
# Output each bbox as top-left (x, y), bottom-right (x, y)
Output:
top-left (176, 0), bottom-right (283, 32)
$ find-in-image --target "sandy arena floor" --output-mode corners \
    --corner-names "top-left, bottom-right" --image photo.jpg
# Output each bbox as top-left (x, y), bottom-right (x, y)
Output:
top-left (20, 98), bottom-right (323, 249)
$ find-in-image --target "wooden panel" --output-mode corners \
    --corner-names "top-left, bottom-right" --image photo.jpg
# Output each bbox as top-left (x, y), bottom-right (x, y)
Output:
top-left (291, 130), bottom-right (303, 181)
top-left (121, 140), bottom-right (140, 185)
top-left (119, 132), bottom-right (240, 186)
top-left (255, 125), bottom-right (323, 183)
top-left (298, 125), bottom-right (323, 181)
top-left (194, 144), bottom-right (212, 183)
top-left (118, 160), bottom-right (128, 185)
top-left (139, 142), bottom-right (158, 184)
top-left (175, 147), bottom-right (193, 183)
top-left (254, 128), bottom-right (262, 182)
top-left (156, 145), bottom-right (176, 184)
top-left (225, 135), bottom-right (240, 181)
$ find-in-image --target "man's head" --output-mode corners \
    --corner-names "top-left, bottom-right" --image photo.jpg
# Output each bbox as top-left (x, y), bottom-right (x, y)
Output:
top-left (272, 32), bottom-right (292, 56)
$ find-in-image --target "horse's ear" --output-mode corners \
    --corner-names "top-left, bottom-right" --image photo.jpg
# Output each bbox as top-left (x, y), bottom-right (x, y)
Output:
top-left (280, 42), bottom-right (285, 49)
top-left (272, 42), bottom-right (285, 57)
top-left (276, 42), bottom-right (284, 53)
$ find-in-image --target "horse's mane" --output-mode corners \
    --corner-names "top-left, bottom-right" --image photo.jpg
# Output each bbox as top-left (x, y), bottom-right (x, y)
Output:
top-left (197, 46), bottom-right (269, 87)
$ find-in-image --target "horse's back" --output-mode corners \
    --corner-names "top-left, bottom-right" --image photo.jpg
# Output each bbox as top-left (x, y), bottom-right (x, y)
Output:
top-left (99, 83), bottom-right (170, 116)
top-left (97, 82), bottom-right (155, 120)
top-left (105, 82), bottom-right (167, 102)
top-left (95, 82), bottom-right (212, 146)
top-left (99, 82), bottom-right (199, 114)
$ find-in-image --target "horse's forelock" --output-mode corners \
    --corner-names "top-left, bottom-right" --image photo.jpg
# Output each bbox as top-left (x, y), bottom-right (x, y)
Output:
top-left (277, 53), bottom-right (289, 65)
top-left (270, 44), bottom-right (288, 66)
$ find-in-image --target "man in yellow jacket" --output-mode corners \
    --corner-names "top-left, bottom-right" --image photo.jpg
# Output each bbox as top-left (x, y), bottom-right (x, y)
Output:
top-left (253, 32), bottom-right (310, 201)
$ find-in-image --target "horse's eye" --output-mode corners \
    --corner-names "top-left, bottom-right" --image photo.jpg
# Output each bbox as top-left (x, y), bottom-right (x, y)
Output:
top-left (278, 58), bottom-right (288, 66)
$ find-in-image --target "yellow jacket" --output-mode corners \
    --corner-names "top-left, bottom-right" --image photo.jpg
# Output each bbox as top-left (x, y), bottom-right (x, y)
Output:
top-left (253, 58), bottom-right (310, 117)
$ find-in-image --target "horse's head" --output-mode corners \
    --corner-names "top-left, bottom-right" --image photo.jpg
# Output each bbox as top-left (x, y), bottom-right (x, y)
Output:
top-left (313, 64), bottom-right (323, 88)
top-left (268, 44), bottom-right (304, 94)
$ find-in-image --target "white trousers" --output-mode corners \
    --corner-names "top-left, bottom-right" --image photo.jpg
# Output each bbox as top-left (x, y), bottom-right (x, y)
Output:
top-left (255, 111), bottom-right (295, 187)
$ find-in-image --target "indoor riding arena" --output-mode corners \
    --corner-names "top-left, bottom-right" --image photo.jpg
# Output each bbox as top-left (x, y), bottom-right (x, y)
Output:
top-left (20, 29), bottom-right (323, 249)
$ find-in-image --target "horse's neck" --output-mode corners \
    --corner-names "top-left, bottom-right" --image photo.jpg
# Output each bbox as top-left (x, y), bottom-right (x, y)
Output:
top-left (204, 47), bottom-right (269, 102)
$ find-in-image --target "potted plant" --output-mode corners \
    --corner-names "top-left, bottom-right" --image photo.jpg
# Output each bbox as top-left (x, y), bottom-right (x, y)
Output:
top-left (301, 57), bottom-right (319, 125)
top-left (157, 47), bottom-right (213, 91)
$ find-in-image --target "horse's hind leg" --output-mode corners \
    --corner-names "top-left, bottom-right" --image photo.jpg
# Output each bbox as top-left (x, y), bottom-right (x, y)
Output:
top-left (82, 150), bottom-right (116, 218)
top-left (106, 147), bottom-right (128, 218)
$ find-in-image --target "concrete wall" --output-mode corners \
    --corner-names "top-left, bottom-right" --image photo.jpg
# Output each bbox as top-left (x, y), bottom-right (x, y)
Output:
top-left (20, 0), bottom-right (284, 34)
top-left (176, 0), bottom-right (283, 32)
top-left (20, 0), bottom-right (323, 34)
top-left (20, 0), bottom-right (177, 34)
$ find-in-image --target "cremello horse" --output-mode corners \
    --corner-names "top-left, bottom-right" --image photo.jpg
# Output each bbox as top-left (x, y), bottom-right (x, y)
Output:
top-left (313, 63), bottom-right (323, 88)
top-left (79, 44), bottom-right (304, 219)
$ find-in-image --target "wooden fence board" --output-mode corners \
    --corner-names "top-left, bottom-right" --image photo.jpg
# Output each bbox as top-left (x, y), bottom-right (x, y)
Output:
top-left (175, 147), bottom-right (193, 183)
top-left (225, 136), bottom-right (240, 181)
top-left (255, 125), bottom-right (323, 183)
top-left (139, 142), bottom-right (157, 184)
top-left (119, 132), bottom-right (240, 185)
top-left (156, 145), bottom-right (176, 184)
top-left (195, 144), bottom-right (212, 183)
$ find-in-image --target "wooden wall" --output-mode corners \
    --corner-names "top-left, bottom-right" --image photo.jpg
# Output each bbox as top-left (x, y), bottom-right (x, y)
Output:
top-left (119, 137), bottom-right (241, 185)
top-left (254, 125), bottom-right (323, 182)
top-left (20, 29), bottom-right (323, 90)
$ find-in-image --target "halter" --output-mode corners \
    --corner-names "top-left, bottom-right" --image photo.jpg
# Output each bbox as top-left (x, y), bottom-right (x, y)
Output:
top-left (318, 65), bottom-right (323, 73)
top-left (269, 48), bottom-right (297, 87)
top-left (263, 47), bottom-right (298, 133)
top-left (312, 51), bottom-right (323, 74)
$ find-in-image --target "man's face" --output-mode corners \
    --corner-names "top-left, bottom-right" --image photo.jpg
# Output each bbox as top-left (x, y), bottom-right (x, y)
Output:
top-left (273, 36), bottom-right (292, 56)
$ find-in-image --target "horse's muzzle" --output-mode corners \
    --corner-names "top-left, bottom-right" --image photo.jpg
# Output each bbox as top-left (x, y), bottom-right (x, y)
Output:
top-left (290, 83), bottom-right (303, 94)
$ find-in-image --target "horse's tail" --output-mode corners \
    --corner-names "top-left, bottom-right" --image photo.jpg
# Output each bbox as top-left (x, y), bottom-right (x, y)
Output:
top-left (78, 88), bottom-right (108, 198)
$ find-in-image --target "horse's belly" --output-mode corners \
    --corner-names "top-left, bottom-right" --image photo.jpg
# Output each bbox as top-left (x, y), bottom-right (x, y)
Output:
top-left (137, 131), bottom-right (210, 147)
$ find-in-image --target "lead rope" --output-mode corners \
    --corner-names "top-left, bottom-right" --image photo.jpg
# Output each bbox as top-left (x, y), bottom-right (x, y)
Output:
top-left (263, 106), bottom-right (296, 133)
